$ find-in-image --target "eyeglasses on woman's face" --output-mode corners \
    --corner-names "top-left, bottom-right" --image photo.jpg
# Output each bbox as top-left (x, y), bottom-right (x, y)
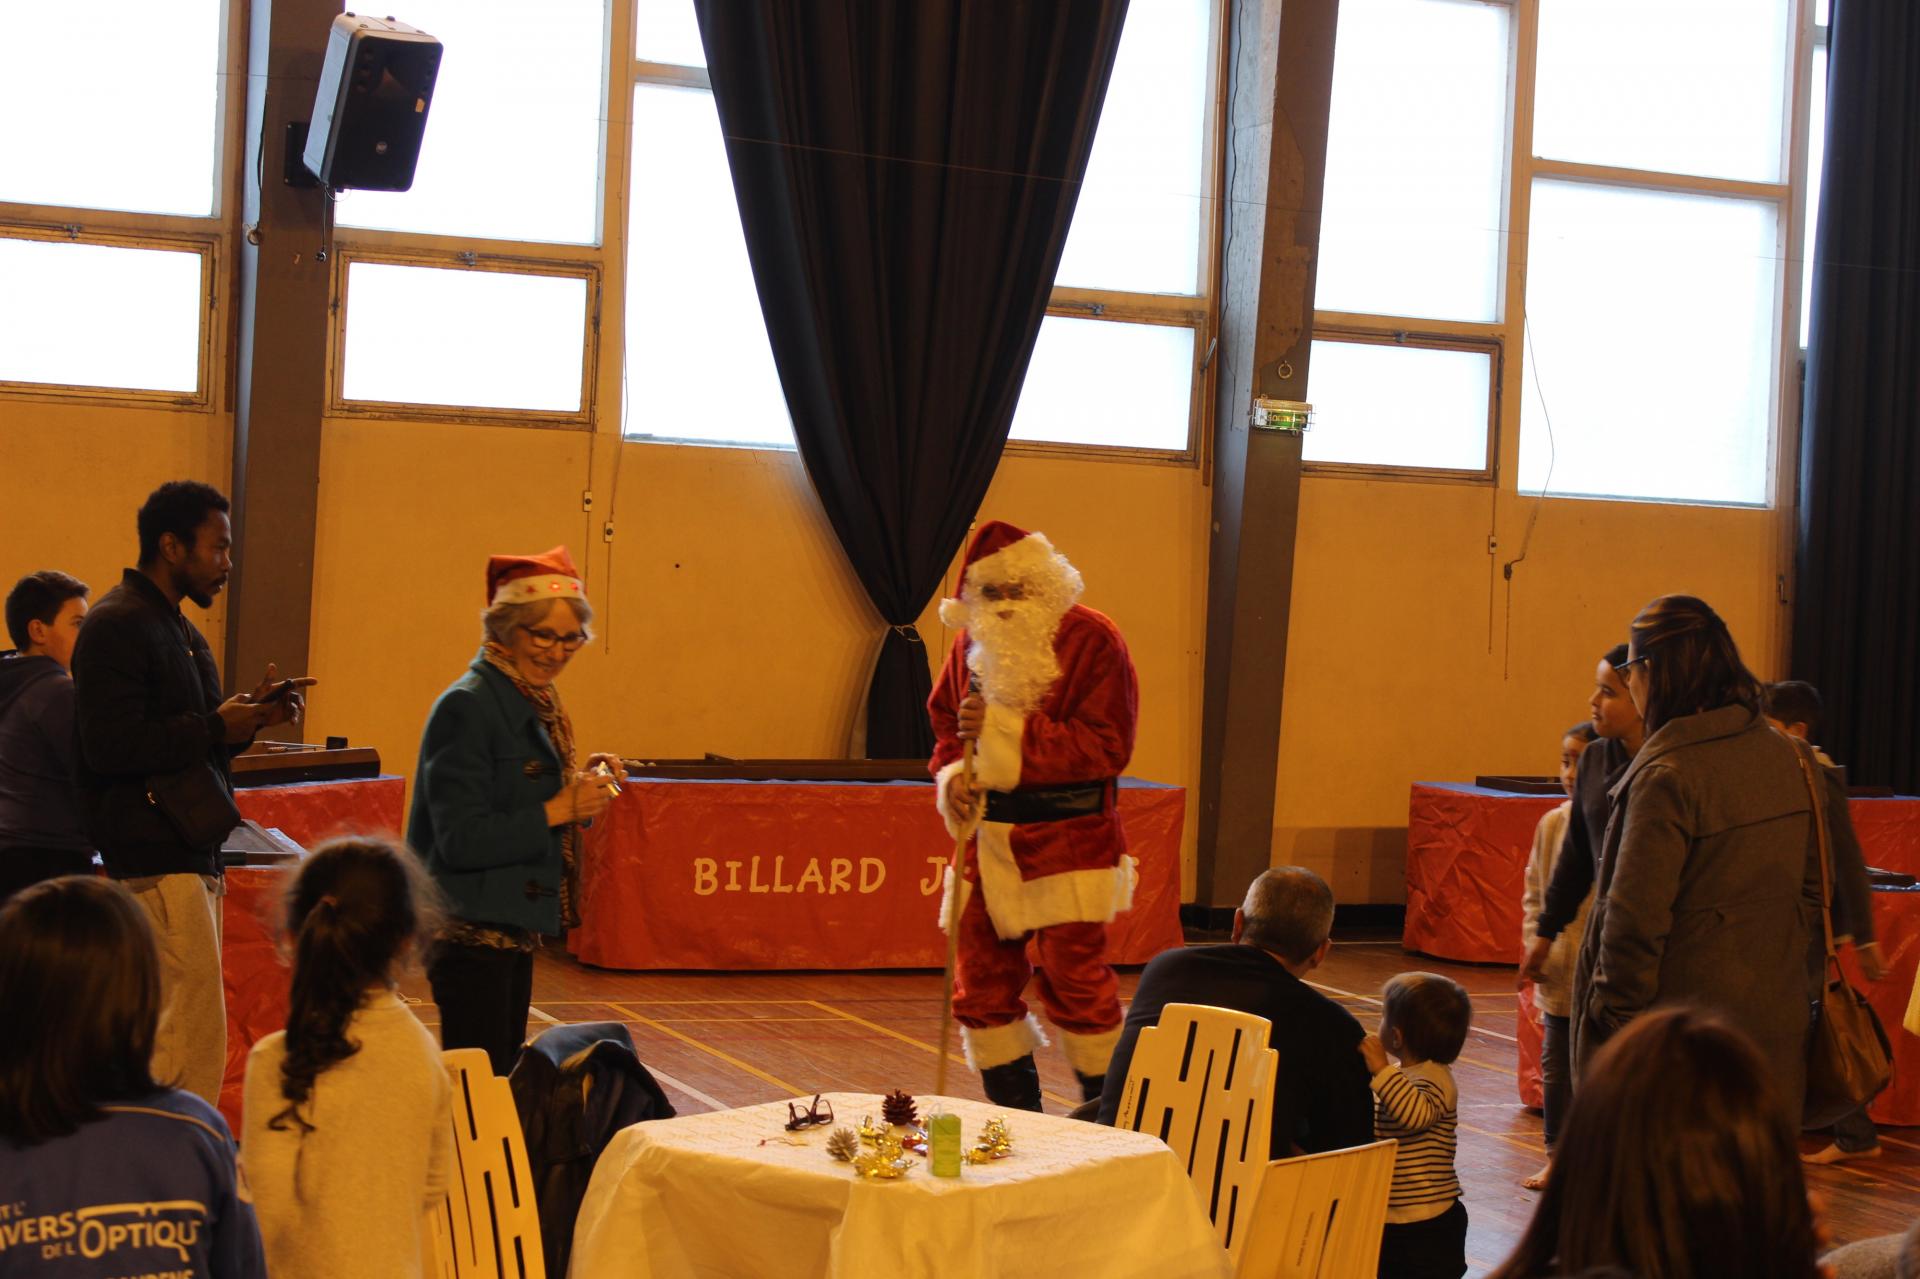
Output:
top-left (517, 624), bottom-right (590, 652)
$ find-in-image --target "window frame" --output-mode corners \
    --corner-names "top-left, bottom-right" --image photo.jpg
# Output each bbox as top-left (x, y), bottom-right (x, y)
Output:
top-left (0, 0), bottom-right (243, 413)
top-left (0, 223), bottom-right (221, 409)
top-left (1309, 0), bottom-right (1815, 509)
top-left (615, 4), bottom-right (1227, 463)
top-left (320, 0), bottom-right (620, 431)
top-left (1303, 324), bottom-right (1503, 483)
top-left (325, 247), bottom-right (602, 427)
top-left (1007, 2), bottom-right (1227, 466)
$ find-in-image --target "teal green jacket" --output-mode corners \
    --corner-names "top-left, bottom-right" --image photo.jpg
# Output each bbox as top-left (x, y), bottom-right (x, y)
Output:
top-left (407, 653), bottom-right (563, 934)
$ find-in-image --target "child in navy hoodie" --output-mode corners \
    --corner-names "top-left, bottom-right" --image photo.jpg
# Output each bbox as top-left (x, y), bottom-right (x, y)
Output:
top-left (0, 571), bottom-right (92, 902)
top-left (0, 876), bottom-right (265, 1279)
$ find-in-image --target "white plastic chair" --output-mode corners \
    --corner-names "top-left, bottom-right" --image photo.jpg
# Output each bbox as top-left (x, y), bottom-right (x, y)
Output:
top-left (1232, 1139), bottom-right (1397, 1279)
top-left (1112, 1002), bottom-right (1277, 1261)
top-left (423, 1048), bottom-right (547, 1279)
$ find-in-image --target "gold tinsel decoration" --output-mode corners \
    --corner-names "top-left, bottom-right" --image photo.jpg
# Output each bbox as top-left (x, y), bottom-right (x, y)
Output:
top-left (963, 1115), bottom-right (1016, 1164)
top-left (825, 1128), bottom-right (859, 1162)
top-left (852, 1128), bottom-right (914, 1180)
top-left (881, 1089), bottom-right (919, 1128)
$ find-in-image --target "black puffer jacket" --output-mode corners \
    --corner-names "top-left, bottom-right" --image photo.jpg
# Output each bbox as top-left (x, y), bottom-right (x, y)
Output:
top-left (508, 1022), bottom-right (675, 1278)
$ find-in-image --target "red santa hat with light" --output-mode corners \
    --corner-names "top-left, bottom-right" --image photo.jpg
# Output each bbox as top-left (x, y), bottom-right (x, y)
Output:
top-left (486, 545), bottom-right (587, 607)
top-left (938, 520), bottom-right (1084, 630)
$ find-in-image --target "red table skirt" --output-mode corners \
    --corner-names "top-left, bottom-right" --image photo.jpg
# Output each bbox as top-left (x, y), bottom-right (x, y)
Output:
top-left (572, 778), bottom-right (1187, 970)
top-left (1405, 784), bottom-right (1920, 964)
top-left (215, 777), bottom-right (405, 1127)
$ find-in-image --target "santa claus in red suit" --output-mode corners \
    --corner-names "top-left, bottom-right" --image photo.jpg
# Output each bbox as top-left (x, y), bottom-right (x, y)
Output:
top-left (929, 520), bottom-right (1139, 1111)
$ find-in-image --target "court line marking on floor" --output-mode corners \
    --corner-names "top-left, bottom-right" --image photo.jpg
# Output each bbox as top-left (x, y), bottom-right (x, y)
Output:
top-left (1459, 1120), bottom-right (1543, 1156)
top-left (646, 1016), bottom-right (845, 1024)
top-left (1306, 979), bottom-right (1520, 1043)
top-left (532, 998), bottom-right (827, 1007)
top-left (528, 1005), bottom-right (562, 1025)
top-left (644, 1066), bottom-right (730, 1113)
top-left (804, 1000), bottom-right (1080, 1110)
top-left (607, 1001), bottom-right (801, 1096)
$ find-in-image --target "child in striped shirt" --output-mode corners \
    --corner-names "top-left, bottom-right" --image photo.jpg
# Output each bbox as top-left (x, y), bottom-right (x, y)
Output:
top-left (1361, 971), bottom-right (1472, 1279)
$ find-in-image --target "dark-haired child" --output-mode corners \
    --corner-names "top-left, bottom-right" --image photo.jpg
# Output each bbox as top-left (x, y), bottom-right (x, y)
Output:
top-left (1362, 972), bottom-right (1473, 1279)
top-left (0, 876), bottom-right (266, 1279)
top-left (240, 839), bottom-right (451, 1279)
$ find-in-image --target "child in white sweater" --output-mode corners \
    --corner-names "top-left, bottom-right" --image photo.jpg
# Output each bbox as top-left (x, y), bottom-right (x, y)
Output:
top-left (1518, 720), bottom-right (1594, 1189)
top-left (241, 838), bottom-right (451, 1279)
top-left (1362, 971), bottom-right (1472, 1279)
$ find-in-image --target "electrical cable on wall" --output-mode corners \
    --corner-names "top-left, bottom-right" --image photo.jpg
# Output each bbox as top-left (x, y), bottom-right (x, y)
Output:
top-left (1501, 312), bottom-right (1558, 678)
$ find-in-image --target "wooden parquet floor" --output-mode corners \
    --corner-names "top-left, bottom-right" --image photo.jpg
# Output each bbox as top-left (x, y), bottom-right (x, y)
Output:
top-left (398, 936), bottom-right (1920, 1276)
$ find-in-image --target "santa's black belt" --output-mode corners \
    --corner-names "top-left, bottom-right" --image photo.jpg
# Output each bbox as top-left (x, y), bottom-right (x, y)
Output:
top-left (983, 781), bottom-right (1113, 825)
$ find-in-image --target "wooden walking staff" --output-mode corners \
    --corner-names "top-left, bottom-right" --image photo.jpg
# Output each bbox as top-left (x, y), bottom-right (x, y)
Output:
top-left (934, 737), bottom-right (979, 1097)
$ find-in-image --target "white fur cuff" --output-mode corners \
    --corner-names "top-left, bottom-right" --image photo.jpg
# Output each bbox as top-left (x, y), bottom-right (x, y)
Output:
top-left (933, 759), bottom-right (976, 838)
top-left (972, 703), bottom-right (1024, 792)
top-left (1060, 1026), bottom-right (1124, 1078)
top-left (962, 1014), bottom-right (1049, 1071)
top-left (936, 866), bottom-right (972, 935)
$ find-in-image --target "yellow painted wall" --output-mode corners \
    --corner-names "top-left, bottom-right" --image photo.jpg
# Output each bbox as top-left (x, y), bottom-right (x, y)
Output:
top-left (0, 401), bottom-right (234, 665)
top-left (2, 401), bottom-right (1786, 905)
top-left (300, 420), bottom-right (1211, 876)
top-left (1278, 474), bottom-right (1783, 903)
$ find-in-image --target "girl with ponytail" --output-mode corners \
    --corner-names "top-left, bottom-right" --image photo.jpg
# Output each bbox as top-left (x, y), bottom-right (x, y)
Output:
top-left (241, 838), bottom-right (451, 1279)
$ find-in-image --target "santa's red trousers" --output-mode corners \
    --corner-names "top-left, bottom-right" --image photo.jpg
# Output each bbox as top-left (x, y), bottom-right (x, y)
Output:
top-left (952, 880), bottom-right (1120, 1037)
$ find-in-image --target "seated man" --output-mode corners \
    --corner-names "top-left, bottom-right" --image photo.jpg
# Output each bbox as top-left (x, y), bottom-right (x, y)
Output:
top-left (1096, 866), bottom-right (1373, 1158)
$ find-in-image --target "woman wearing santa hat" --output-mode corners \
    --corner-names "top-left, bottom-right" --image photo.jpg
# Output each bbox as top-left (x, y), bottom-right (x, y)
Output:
top-left (407, 547), bottom-right (625, 1074)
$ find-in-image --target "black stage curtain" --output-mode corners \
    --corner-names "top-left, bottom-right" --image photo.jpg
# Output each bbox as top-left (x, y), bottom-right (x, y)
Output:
top-left (1793, 0), bottom-right (1920, 791)
top-left (692, 1), bottom-right (1128, 758)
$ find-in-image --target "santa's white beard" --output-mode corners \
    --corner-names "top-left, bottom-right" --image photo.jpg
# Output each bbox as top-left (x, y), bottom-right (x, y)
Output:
top-left (966, 602), bottom-right (1066, 712)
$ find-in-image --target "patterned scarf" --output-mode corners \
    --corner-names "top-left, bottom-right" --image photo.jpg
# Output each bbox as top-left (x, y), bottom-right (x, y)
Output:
top-left (482, 641), bottom-right (582, 931)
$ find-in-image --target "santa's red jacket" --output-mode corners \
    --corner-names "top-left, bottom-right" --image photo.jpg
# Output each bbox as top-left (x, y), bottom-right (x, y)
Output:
top-left (927, 604), bottom-right (1139, 939)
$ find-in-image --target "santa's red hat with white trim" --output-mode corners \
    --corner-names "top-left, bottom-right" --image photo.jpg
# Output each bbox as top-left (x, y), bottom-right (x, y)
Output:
top-left (939, 521), bottom-right (1083, 627)
top-left (486, 545), bottom-right (587, 607)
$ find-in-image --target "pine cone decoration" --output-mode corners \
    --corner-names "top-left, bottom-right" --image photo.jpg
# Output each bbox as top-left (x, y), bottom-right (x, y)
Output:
top-left (882, 1089), bottom-right (919, 1128)
top-left (825, 1128), bottom-right (859, 1162)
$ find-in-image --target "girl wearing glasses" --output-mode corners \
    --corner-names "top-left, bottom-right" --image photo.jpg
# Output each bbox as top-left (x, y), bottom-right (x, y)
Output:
top-left (407, 547), bottom-right (625, 1075)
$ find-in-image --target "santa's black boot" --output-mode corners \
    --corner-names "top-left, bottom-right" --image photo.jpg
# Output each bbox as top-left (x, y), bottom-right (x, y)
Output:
top-left (1075, 1071), bottom-right (1107, 1103)
top-left (979, 1055), bottom-right (1044, 1112)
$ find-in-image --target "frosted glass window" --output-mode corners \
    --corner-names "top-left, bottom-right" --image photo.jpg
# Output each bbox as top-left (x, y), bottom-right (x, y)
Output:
top-left (0, 0), bottom-right (222, 215)
top-left (636, 0), bottom-right (705, 66)
top-left (1317, 0), bottom-right (1510, 322)
top-left (1519, 181), bottom-right (1777, 505)
top-left (1010, 317), bottom-right (1194, 450)
top-left (333, 0), bottom-right (605, 244)
top-left (1053, 0), bottom-right (1211, 295)
top-left (1534, 0), bottom-right (1790, 183)
top-left (341, 263), bottom-right (588, 411)
top-left (1801, 42), bottom-right (1827, 348)
top-left (626, 85), bottom-right (792, 446)
top-left (1303, 341), bottom-right (1490, 470)
top-left (0, 239), bottom-right (203, 393)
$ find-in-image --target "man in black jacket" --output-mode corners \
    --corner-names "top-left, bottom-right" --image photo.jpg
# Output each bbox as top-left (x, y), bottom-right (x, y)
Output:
top-left (71, 481), bottom-right (312, 1103)
top-left (1096, 866), bottom-right (1374, 1158)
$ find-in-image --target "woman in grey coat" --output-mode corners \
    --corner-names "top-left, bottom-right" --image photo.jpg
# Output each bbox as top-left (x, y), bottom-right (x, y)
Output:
top-left (1572, 594), bottom-right (1817, 1119)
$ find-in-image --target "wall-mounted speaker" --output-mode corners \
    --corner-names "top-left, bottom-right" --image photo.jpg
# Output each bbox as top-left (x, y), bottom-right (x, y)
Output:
top-left (302, 13), bottom-right (442, 191)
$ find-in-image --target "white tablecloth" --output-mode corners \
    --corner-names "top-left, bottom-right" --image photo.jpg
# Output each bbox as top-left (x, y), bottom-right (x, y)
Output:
top-left (569, 1093), bottom-right (1231, 1279)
